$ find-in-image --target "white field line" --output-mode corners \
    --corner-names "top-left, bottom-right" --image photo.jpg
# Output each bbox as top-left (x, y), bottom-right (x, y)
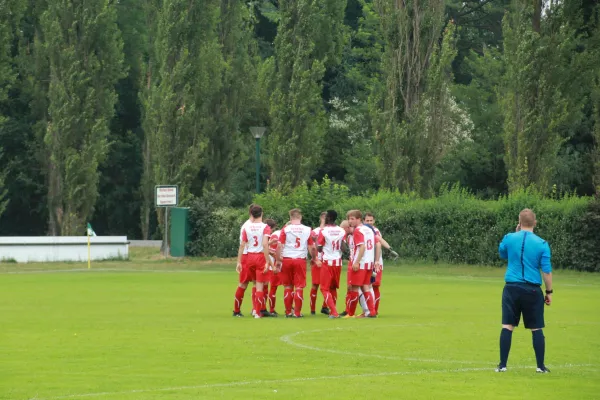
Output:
top-left (36, 363), bottom-right (597, 400)
top-left (280, 324), bottom-right (485, 365)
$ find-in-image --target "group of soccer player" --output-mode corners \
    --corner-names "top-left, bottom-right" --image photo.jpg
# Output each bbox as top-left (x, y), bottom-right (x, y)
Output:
top-left (232, 204), bottom-right (398, 319)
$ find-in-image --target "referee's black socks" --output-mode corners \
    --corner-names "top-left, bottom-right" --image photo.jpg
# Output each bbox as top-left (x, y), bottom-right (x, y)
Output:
top-left (532, 329), bottom-right (545, 369)
top-left (499, 328), bottom-right (513, 367)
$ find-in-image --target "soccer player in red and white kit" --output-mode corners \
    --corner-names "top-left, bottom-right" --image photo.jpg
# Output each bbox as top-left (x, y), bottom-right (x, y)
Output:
top-left (266, 219), bottom-right (282, 316)
top-left (310, 212), bottom-right (329, 315)
top-left (275, 208), bottom-right (317, 318)
top-left (345, 210), bottom-right (380, 318)
top-left (364, 212), bottom-right (398, 315)
top-left (232, 204), bottom-right (256, 317)
top-left (316, 210), bottom-right (346, 318)
top-left (236, 205), bottom-right (272, 319)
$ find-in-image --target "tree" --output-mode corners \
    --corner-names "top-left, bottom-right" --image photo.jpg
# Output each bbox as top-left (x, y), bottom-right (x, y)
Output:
top-left (140, 0), bottom-right (223, 239)
top-left (371, 0), bottom-right (446, 192)
top-left (93, 0), bottom-right (147, 238)
top-left (37, 0), bottom-right (125, 236)
top-left (266, 0), bottom-right (347, 188)
top-left (500, 0), bottom-right (590, 194)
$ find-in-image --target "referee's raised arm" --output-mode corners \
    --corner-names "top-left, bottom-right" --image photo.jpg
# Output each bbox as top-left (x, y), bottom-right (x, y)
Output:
top-left (495, 208), bottom-right (553, 374)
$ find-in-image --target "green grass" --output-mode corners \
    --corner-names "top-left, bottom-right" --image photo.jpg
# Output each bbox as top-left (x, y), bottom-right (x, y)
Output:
top-left (1, 248), bottom-right (599, 399)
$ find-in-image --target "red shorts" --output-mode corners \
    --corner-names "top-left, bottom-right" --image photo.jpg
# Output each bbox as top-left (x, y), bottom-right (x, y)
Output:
top-left (245, 253), bottom-right (268, 283)
top-left (373, 270), bottom-right (382, 286)
top-left (270, 270), bottom-right (282, 287)
top-left (239, 254), bottom-right (250, 283)
top-left (320, 261), bottom-right (341, 290)
top-left (334, 266), bottom-right (342, 287)
top-left (281, 258), bottom-right (307, 288)
top-left (349, 269), bottom-right (371, 287)
top-left (311, 264), bottom-right (321, 285)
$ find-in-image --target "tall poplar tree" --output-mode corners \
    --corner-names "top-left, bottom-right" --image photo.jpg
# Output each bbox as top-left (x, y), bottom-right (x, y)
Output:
top-left (266, 0), bottom-right (347, 188)
top-left (140, 0), bottom-right (223, 238)
top-left (39, 0), bottom-right (124, 235)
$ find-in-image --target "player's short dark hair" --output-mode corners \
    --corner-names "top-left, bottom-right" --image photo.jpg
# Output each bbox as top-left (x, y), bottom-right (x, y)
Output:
top-left (250, 205), bottom-right (263, 218)
top-left (365, 212), bottom-right (375, 219)
top-left (247, 203), bottom-right (256, 215)
top-left (325, 210), bottom-right (337, 225)
top-left (265, 218), bottom-right (276, 229)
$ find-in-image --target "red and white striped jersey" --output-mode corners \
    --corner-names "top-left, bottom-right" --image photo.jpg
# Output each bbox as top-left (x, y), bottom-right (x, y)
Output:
top-left (279, 223), bottom-right (314, 259)
top-left (241, 222), bottom-right (271, 253)
top-left (239, 219), bottom-right (252, 255)
top-left (373, 226), bottom-right (384, 267)
top-left (317, 225), bottom-right (345, 265)
top-left (269, 230), bottom-right (281, 254)
top-left (352, 225), bottom-right (379, 270)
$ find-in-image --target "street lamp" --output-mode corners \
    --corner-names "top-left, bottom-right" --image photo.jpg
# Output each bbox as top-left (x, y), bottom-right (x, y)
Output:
top-left (250, 126), bottom-right (266, 194)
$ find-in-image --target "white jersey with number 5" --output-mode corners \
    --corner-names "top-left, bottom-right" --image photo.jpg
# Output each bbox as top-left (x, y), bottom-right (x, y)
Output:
top-left (279, 223), bottom-right (313, 259)
top-left (317, 225), bottom-right (345, 264)
top-left (241, 222), bottom-right (271, 253)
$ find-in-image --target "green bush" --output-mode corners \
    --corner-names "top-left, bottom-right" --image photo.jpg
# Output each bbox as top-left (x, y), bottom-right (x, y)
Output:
top-left (187, 182), bottom-right (600, 271)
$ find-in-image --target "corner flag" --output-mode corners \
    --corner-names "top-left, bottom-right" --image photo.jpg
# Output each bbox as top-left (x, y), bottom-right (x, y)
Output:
top-left (86, 223), bottom-right (96, 269)
top-left (87, 223), bottom-right (97, 237)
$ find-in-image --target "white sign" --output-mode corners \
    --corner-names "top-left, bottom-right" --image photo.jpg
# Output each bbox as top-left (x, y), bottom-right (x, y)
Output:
top-left (155, 185), bottom-right (179, 207)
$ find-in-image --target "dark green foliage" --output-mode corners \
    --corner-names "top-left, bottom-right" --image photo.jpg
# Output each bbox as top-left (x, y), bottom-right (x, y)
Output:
top-left (188, 185), bottom-right (600, 271)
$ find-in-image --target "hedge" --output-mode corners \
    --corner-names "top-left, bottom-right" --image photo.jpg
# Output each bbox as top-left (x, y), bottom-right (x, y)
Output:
top-left (187, 184), bottom-right (600, 272)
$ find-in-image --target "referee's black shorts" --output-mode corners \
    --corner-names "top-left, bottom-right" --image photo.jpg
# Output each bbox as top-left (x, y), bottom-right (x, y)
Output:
top-left (501, 282), bottom-right (545, 329)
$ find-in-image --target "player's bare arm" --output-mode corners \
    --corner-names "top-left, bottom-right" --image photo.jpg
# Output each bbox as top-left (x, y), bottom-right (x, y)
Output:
top-left (354, 244), bottom-right (365, 271)
top-left (543, 272), bottom-right (553, 305)
top-left (236, 241), bottom-right (246, 273)
top-left (275, 242), bottom-right (283, 272)
top-left (262, 235), bottom-right (271, 273)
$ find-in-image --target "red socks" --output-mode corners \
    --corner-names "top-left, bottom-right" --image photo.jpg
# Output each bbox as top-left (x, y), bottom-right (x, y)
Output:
top-left (373, 286), bottom-right (380, 314)
top-left (310, 288), bottom-right (317, 312)
top-left (347, 291), bottom-right (359, 316)
top-left (321, 289), bottom-right (338, 317)
top-left (294, 289), bottom-right (304, 316)
top-left (268, 285), bottom-right (278, 313)
top-left (234, 286), bottom-right (245, 313)
top-left (254, 290), bottom-right (265, 317)
top-left (331, 288), bottom-right (338, 306)
top-left (364, 291), bottom-right (376, 316)
top-left (284, 288), bottom-right (294, 315)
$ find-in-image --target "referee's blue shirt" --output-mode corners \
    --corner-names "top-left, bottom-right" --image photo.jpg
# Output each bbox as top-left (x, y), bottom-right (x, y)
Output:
top-left (499, 230), bottom-right (552, 286)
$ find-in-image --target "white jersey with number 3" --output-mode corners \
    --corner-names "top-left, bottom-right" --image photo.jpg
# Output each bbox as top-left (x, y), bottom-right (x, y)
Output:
top-left (241, 222), bottom-right (271, 253)
top-left (279, 224), bottom-right (313, 259)
top-left (317, 225), bottom-right (345, 263)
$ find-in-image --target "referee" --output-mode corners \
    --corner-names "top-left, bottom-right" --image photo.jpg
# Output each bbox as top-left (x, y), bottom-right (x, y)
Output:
top-left (496, 209), bottom-right (553, 373)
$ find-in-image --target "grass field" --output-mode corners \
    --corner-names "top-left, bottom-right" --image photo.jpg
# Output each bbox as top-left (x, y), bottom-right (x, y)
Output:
top-left (1, 248), bottom-right (599, 400)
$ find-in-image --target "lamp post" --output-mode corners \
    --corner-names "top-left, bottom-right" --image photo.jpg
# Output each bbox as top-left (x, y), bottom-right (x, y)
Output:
top-left (250, 126), bottom-right (266, 194)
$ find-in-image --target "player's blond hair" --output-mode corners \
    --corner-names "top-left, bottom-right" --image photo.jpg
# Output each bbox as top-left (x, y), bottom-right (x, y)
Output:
top-left (289, 208), bottom-right (302, 219)
top-left (519, 208), bottom-right (536, 228)
top-left (346, 210), bottom-right (362, 220)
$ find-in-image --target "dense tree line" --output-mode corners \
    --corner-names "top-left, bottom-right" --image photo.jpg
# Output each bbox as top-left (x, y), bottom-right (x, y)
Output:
top-left (0, 0), bottom-right (598, 238)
